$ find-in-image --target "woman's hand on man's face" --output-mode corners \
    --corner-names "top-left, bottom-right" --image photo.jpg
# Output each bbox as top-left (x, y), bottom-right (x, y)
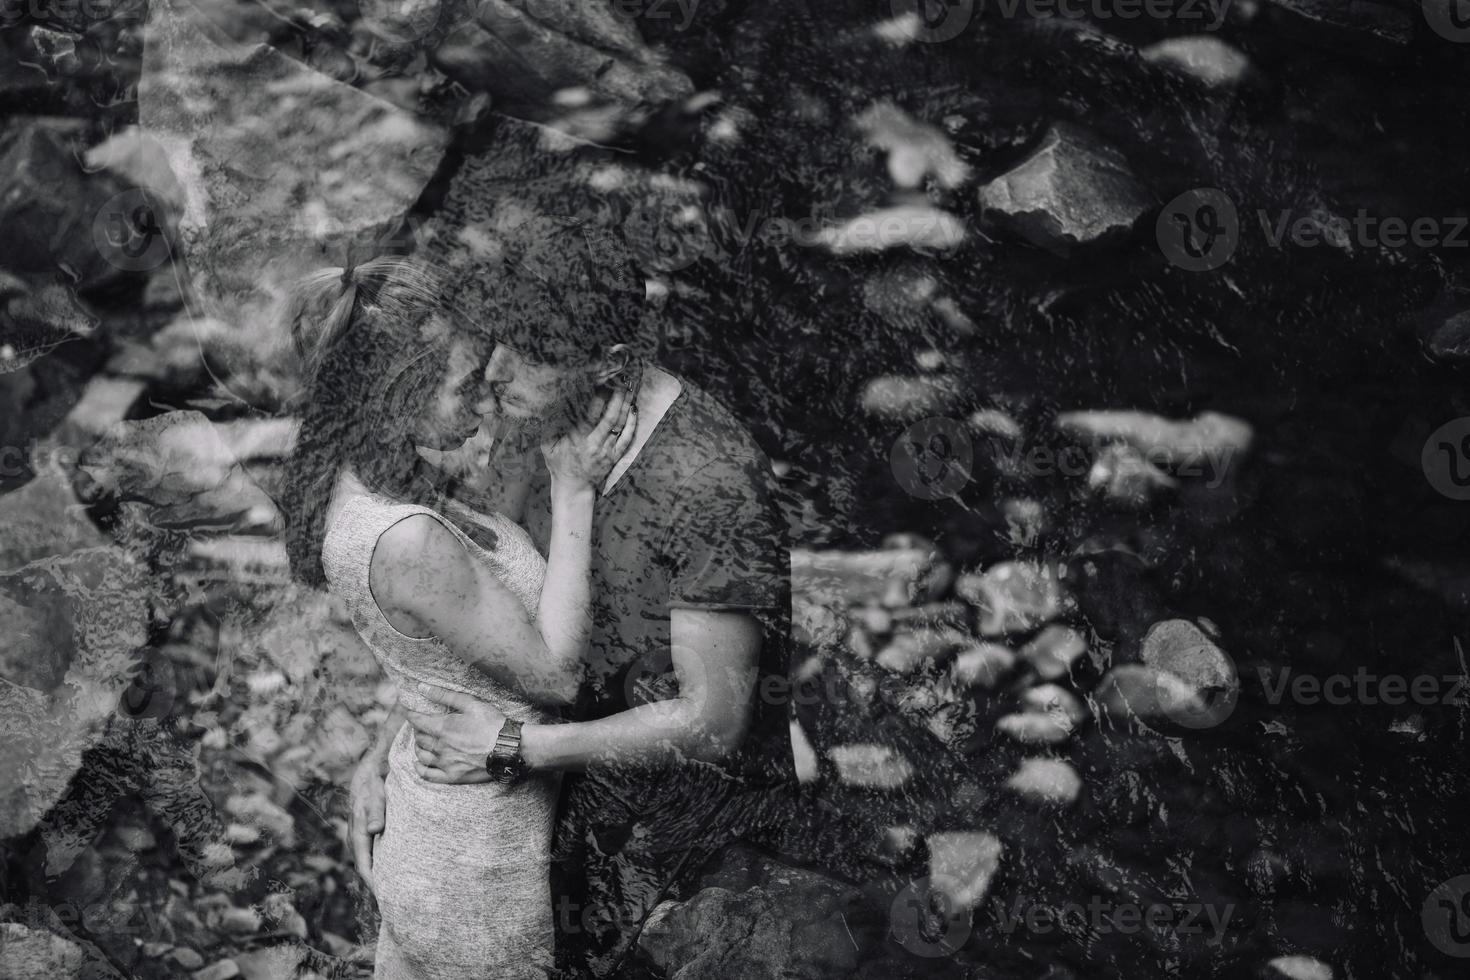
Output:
top-left (403, 684), bottom-right (505, 784)
top-left (540, 386), bottom-right (637, 491)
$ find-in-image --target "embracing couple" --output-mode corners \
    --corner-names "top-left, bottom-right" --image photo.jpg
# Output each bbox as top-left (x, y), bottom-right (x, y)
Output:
top-left (280, 219), bottom-right (796, 978)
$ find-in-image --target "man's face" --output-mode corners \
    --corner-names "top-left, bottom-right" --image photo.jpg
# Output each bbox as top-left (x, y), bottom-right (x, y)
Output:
top-left (478, 342), bottom-right (596, 441)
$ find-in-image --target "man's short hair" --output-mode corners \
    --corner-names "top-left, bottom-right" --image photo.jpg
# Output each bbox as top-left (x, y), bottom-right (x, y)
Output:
top-left (415, 132), bottom-right (652, 363)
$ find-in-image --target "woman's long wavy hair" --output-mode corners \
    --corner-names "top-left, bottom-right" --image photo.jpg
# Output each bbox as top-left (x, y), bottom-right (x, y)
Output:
top-left (279, 257), bottom-right (458, 586)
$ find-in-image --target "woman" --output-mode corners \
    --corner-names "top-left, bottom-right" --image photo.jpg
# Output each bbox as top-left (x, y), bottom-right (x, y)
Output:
top-left (279, 257), bottom-right (634, 978)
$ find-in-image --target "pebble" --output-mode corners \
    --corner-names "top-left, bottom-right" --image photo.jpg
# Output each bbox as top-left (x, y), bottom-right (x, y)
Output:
top-left (977, 122), bottom-right (1154, 254)
top-left (115, 825), bottom-right (157, 852)
top-left (1141, 35), bottom-right (1254, 88)
top-left (1004, 758), bottom-right (1082, 806)
top-left (826, 743), bottom-right (914, 790)
top-left (857, 374), bottom-right (965, 421)
top-left (1265, 955), bottom-right (1333, 980)
top-left (194, 961), bottom-right (240, 980)
top-left (1055, 409), bottom-right (1253, 471)
top-left (1020, 625), bottom-right (1087, 680)
top-left (995, 712), bottom-right (1072, 745)
top-left (790, 719), bottom-right (819, 784)
top-left (957, 560), bottom-right (1073, 637)
top-left (875, 627), bottom-right (970, 674)
top-left (1021, 683), bottom-right (1089, 725)
top-left (814, 205), bottom-right (966, 256)
top-left (951, 643), bottom-right (1017, 690)
top-left (926, 831), bottom-right (1004, 910)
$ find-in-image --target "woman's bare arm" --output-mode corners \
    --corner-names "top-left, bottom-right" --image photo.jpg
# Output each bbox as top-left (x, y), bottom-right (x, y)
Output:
top-left (372, 514), bottom-right (579, 706)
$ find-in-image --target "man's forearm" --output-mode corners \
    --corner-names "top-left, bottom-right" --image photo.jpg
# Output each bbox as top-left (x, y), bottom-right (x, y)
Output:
top-left (519, 698), bottom-right (740, 772)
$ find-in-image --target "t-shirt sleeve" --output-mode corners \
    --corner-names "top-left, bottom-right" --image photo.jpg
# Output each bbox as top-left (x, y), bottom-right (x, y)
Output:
top-left (663, 452), bottom-right (787, 611)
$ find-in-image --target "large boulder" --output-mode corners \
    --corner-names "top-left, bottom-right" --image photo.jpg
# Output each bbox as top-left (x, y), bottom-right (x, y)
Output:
top-left (0, 468), bottom-right (149, 839)
top-left (0, 122), bottom-right (134, 290)
top-left (977, 123), bottom-right (1154, 255)
top-left (138, 0), bottom-right (450, 405)
top-left (431, 0), bottom-right (692, 113)
top-left (638, 849), bottom-right (881, 980)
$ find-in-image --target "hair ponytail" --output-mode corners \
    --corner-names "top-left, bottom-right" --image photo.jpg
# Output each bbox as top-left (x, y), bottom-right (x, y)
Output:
top-left (278, 257), bottom-right (453, 585)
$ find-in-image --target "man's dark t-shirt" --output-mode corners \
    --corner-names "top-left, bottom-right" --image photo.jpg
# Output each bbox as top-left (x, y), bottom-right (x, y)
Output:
top-left (522, 376), bottom-right (796, 975)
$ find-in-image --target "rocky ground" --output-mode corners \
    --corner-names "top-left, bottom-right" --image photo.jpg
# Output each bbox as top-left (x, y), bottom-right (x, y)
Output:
top-left (4, 1), bottom-right (1470, 979)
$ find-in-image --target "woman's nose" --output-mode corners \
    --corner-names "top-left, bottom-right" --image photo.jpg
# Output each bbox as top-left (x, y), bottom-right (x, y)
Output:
top-left (483, 344), bottom-right (514, 383)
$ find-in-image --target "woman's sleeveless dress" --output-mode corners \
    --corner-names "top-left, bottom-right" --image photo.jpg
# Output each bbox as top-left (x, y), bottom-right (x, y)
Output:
top-left (321, 492), bottom-right (557, 980)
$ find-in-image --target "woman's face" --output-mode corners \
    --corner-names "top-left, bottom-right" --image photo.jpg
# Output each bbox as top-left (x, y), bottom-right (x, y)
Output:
top-left (411, 330), bottom-right (492, 451)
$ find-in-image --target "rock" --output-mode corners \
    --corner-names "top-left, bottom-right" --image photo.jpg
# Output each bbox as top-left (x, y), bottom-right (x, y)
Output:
top-left (889, 601), bottom-right (968, 630)
top-left (1140, 619), bottom-right (1239, 727)
top-left (1265, 954), bottom-right (1333, 980)
top-left (813, 206), bottom-right (966, 256)
top-left (83, 125), bottom-right (189, 216)
top-left (826, 743), bottom-right (914, 790)
top-left (0, 923), bottom-right (89, 978)
top-left (1093, 663), bottom-right (1214, 725)
top-left (116, 824), bottom-right (157, 852)
top-left (213, 905), bottom-right (261, 935)
top-left (1021, 683), bottom-right (1089, 725)
top-left (1056, 409), bottom-right (1252, 476)
top-left (3, 283), bottom-right (101, 377)
top-left (791, 547), bottom-right (948, 608)
top-left (0, 122), bottom-right (133, 289)
top-left (1018, 625), bottom-right (1087, 680)
top-left (861, 266), bottom-right (939, 323)
top-left (854, 102), bottom-right (970, 190)
top-left (995, 712), bottom-right (1072, 745)
top-left (168, 947), bottom-right (206, 970)
top-left (926, 831), bottom-right (1004, 911)
top-left (638, 850), bottom-right (878, 979)
top-left (140, 0), bottom-right (450, 403)
top-left (1425, 309), bottom-right (1470, 360)
top-left (951, 642), bottom-right (1017, 690)
top-left (234, 946), bottom-right (305, 980)
top-left (1088, 444), bottom-right (1177, 508)
top-left (430, 0), bottom-right (692, 111)
top-left (0, 468), bottom-right (149, 838)
top-left (1004, 758), bottom-right (1082, 806)
top-left (76, 411), bottom-right (287, 536)
top-left (969, 408), bottom-right (1023, 441)
top-left (875, 627), bottom-right (970, 674)
top-left (790, 718), bottom-right (819, 784)
top-left (1141, 36), bottom-right (1254, 88)
top-left (976, 123), bottom-right (1154, 255)
top-left (957, 561), bottom-right (1073, 637)
top-left (194, 961), bottom-right (240, 980)
top-left (225, 791), bottom-right (296, 847)
top-left (1265, 0), bottom-right (1413, 63)
top-left (860, 373), bottom-right (966, 421)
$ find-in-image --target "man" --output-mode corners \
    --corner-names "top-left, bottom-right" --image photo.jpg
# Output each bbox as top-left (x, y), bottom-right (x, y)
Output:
top-left (381, 213), bottom-right (798, 976)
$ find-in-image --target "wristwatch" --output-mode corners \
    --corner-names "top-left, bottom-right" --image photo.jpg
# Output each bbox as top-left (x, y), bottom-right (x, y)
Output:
top-left (486, 719), bottom-right (527, 783)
